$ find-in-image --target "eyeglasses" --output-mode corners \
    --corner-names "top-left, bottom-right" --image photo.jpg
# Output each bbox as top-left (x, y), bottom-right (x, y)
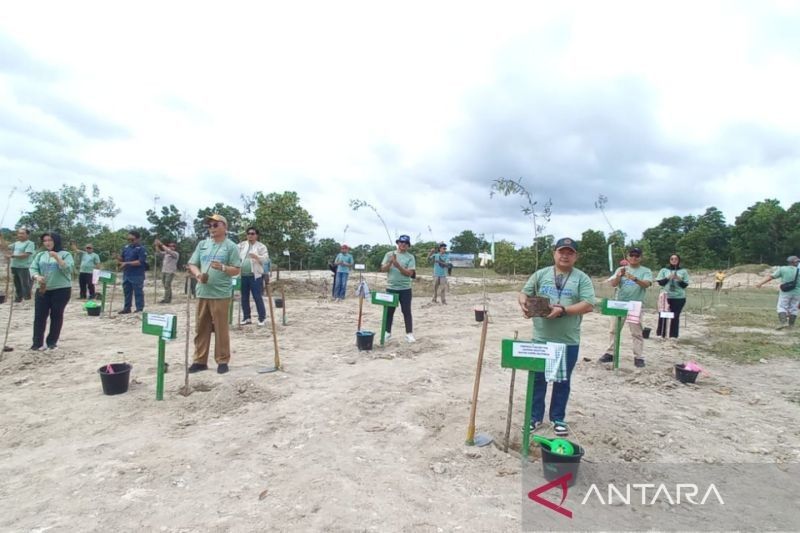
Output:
top-left (628, 253), bottom-right (641, 258)
top-left (247, 232), bottom-right (256, 235)
top-left (207, 223), bottom-right (221, 229)
top-left (86, 247), bottom-right (93, 250)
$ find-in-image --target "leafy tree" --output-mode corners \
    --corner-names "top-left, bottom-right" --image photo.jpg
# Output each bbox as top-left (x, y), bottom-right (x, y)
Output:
top-left (449, 230), bottom-right (488, 255)
top-left (193, 203), bottom-right (244, 239)
top-left (252, 191), bottom-right (317, 269)
top-left (17, 184), bottom-right (120, 244)
top-left (578, 229), bottom-right (608, 275)
top-left (642, 216), bottom-right (684, 266)
top-left (307, 238), bottom-right (341, 270)
top-left (781, 202), bottom-right (800, 260)
top-left (146, 204), bottom-right (187, 244)
top-left (491, 240), bottom-right (518, 275)
top-left (731, 199), bottom-right (785, 264)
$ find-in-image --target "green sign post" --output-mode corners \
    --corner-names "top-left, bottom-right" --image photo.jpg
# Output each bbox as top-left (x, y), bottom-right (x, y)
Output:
top-left (141, 312), bottom-right (177, 401)
top-left (228, 276), bottom-right (240, 326)
top-left (370, 291), bottom-right (399, 345)
top-left (500, 338), bottom-right (551, 459)
top-left (96, 270), bottom-right (116, 315)
top-left (600, 298), bottom-right (630, 370)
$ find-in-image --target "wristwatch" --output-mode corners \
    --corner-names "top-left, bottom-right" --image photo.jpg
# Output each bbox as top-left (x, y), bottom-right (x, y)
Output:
top-left (553, 304), bottom-right (567, 317)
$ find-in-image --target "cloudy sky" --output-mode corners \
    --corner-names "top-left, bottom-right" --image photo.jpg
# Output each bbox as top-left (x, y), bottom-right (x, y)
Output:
top-left (2, 1), bottom-right (799, 248)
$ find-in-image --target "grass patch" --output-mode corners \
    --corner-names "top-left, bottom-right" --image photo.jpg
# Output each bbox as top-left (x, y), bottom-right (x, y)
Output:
top-left (726, 263), bottom-right (771, 275)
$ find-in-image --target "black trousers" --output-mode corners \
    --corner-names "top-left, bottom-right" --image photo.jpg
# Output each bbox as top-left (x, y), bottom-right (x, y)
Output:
top-left (657, 297), bottom-right (686, 338)
top-left (12, 267), bottom-right (32, 301)
top-left (79, 272), bottom-right (96, 298)
top-left (33, 287), bottom-right (71, 348)
top-left (386, 288), bottom-right (413, 334)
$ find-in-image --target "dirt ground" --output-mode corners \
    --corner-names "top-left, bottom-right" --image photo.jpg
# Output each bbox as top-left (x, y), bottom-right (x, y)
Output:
top-left (1, 270), bottom-right (799, 531)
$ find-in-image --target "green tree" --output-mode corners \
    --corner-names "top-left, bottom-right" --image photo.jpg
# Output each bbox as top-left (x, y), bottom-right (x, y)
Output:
top-left (251, 191), bottom-right (317, 269)
top-left (731, 199), bottom-right (785, 264)
top-left (491, 240), bottom-right (517, 274)
top-left (578, 229), bottom-right (608, 275)
top-left (642, 216), bottom-right (684, 266)
top-left (449, 230), bottom-right (488, 255)
top-left (308, 238), bottom-right (341, 270)
top-left (146, 204), bottom-right (187, 244)
top-left (17, 184), bottom-right (120, 244)
top-left (194, 203), bottom-right (244, 239)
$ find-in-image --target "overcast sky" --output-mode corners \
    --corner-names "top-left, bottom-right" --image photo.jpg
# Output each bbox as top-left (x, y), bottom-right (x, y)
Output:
top-left (2, 1), bottom-right (799, 248)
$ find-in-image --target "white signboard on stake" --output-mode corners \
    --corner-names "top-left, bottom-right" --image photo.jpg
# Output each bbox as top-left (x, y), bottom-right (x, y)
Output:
top-left (659, 311), bottom-right (675, 319)
top-left (512, 342), bottom-right (555, 360)
top-left (375, 292), bottom-right (394, 304)
top-left (607, 300), bottom-right (634, 311)
top-left (354, 264), bottom-right (365, 270)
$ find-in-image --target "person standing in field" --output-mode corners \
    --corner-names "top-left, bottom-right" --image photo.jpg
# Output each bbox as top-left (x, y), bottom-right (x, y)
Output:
top-left (9, 227), bottom-right (36, 302)
top-left (655, 254), bottom-right (690, 338)
top-left (518, 237), bottom-right (595, 437)
top-left (71, 242), bottom-right (101, 300)
top-left (333, 244), bottom-right (354, 301)
top-left (117, 230), bottom-right (147, 313)
top-left (428, 242), bottom-right (450, 304)
top-left (756, 255), bottom-right (800, 330)
top-left (714, 269), bottom-right (725, 291)
top-left (237, 227), bottom-right (269, 325)
top-left (154, 239), bottom-right (180, 304)
top-left (187, 214), bottom-right (241, 374)
top-left (599, 247), bottom-right (653, 367)
top-left (29, 232), bottom-right (74, 351)
top-left (381, 234), bottom-right (416, 343)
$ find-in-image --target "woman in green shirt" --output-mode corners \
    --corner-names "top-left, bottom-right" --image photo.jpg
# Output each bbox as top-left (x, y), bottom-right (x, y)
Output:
top-left (29, 232), bottom-right (74, 350)
top-left (655, 254), bottom-right (690, 338)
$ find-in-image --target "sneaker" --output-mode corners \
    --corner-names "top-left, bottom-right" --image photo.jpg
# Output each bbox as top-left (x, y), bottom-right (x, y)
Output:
top-left (240, 318), bottom-right (252, 325)
top-left (188, 363), bottom-right (208, 373)
top-left (598, 353), bottom-right (613, 363)
top-left (634, 358), bottom-right (646, 368)
top-left (257, 320), bottom-right (266, 326)
top-left (217, 364), bottom-right (229, 374)
top-left (118, 309), bottom-right (131, 314)
top-left (405, 333), bottom-right (416, 343)
top-left (47, 345), bottom-right (58, 350)
top-left (553, 421), bottom-right (569, 437)
top-left (384, 332), bottom-right (392, 342)
top-left (530, 420), bottom-right (543, 431)
top-left (30, 345), bottom-right (43, 351)
top-left (134, 309), bottom-right (143, 313)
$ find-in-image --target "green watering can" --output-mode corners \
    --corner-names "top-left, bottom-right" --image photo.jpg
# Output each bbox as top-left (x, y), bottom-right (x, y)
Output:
top-left (533, 435), bottom-right (575, 456)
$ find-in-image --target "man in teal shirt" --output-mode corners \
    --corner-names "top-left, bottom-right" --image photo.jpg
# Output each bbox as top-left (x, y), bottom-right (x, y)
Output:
top-left (756, 255), bottom-right (800, 329)
top-left (518, 237), bottom-right (595, 437)
top-left (333, 244), bottom-right (354, 301)
top-left (599, 247), bottom-right (653, 367)
top-left (72, 242), bottom-right (101, 299)
top-left (381, 235), bottom-right (416, 342)
top-left (428, 243), bottom-right (450, 304)
top-left (187, 214), bottom-right (241, 374)
top-left (10, 227), bottom-right (36, 302)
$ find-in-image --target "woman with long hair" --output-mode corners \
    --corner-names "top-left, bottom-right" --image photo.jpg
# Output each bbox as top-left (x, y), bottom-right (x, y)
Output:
top-left (655, 253), bottom-right (690, 338)
top-left (29, 232), bottom-right (74, 350)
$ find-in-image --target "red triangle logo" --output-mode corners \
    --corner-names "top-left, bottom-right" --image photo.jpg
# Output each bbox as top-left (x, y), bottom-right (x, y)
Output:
top-left (527, 473), bottom-right (573, 519)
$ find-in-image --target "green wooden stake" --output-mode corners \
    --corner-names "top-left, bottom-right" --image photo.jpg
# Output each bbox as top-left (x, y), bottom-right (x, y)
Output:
top-left (380, 306), bottom-right (389, 345)
top-left (600, 299), bottom-right (629, 370)
top-left (614, 316), bottom-right (623, 370)
top-left (370, 291), bottom-right (399, 346)
top-left (522, 371), bottom-right (535, 459)
top-left (100, 282), bottom-right (108, 314)
top-left (156, 337), bottom-right (166, 401)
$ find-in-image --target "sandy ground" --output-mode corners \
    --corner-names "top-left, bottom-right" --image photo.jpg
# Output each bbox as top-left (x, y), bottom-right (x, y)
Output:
top-left (1, 270), bottom-right (799, 532)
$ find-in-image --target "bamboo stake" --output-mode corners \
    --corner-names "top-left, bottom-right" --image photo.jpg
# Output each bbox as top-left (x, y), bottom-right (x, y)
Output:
top-left (152, 238), bottom-right (158, 305)
top-left (258, 282), bottom-right (281, 372)
top-left (465, 309), bottom-right (490, 445)
top-left (1, 254), bottom-right (14, 357)
top-left (179, 274), bottom-right (192, 396)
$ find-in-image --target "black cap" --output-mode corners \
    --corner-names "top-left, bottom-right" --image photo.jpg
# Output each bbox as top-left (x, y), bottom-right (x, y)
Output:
top-left (438, 242), bottom-right (447, 249)
top-left (628, 247), bottom-right (643, 255)
top-left (396, 235), bottom-right (411, 245)
top-left (554, 237), bottom-right (577, 252)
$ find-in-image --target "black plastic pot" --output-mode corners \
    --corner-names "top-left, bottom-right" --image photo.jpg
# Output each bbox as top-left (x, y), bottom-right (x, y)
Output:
top-left (98, 363), bottom-right (132, 395)
top-left (356, 331), bottom-right (375, 351)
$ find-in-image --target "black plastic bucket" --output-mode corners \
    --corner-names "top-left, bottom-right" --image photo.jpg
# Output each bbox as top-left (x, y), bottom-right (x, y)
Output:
top-left (642, 327), bottom-right (651, 339)
top-left (474, 308), bottom-right (485, 322)
top-left (356, 331), bottom-right (375, 351)
top-left (540, 441), bottom-right (584, 487)
top-left (97, 363), bottom-right (132, 395)
top-left (87, 307), bottom-right (101, 316)
top-left (274, 298), bottom-right (284, 308)
top-left (675, 364), bottom-right (699, 384)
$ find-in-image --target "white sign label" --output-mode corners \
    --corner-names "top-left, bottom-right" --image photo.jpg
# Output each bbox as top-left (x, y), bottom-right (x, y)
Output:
top-left (375, 292), bottom-right (395, 304)
top-left (354, 264), bottom-right (366, 270)
top-left (147, 313), bottom-right (170, 328)
top-left (98, 270), bottom-right (113, 281)
top-left (162, 314), bottom-right (175, 340)
top-left (607, 300), bottom-right (633, 310)
top-left (231, 277), bottom-right (238, 287)
top-left (512, 342), bottom-right (555, 360)
top-left (659, 311), bottom-right (675, 319)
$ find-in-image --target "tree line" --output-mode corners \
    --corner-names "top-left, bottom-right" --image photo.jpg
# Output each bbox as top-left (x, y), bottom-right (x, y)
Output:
top-left (5, 184), bottom-right (798, 276)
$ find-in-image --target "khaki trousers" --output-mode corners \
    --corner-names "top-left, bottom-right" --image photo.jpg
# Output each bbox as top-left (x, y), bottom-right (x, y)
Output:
top-left (194, 298), bottom-right (231, 365)
top-left (606, 316), bottom-right (644, 358)
top-left (432, 275), bottom-right (448, 303)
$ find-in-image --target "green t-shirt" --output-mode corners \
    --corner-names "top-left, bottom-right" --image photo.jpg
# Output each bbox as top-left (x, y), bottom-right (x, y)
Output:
top-left (612, 265), bottom-right (652, 302)
top-left (10, 240), bottom-right (36, 269)
top-left (431, 252), bottom-right (450, 277)
top-left (772, 265), bottom-right (800, 295)
top-left (522, 267), bottom-right (596, 345)
top-left (240, 243), bottom-right (253, 276)
top-left (189, 238), bottom-right (242, 299)
top-left (382, 251), bottom-right (416, 290)
top-left (656, 268), bottom-right (690, 299)
top-left (335, 252), bottom-right (354, 273)
top-left (29, 251), bottom-right (74, 290)
top-left (78, 252), bottom-right (101, 274)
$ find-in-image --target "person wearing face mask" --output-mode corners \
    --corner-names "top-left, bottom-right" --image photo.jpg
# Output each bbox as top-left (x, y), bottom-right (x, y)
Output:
top-left (518, 237), bottom-right (595, 437)
top-left (117, 230), bottom-right (147, 314)
top-left (380, 235), bottom-right (417, 343)
top-left (655, 254), bottom-right (690, 338)
top-left (29, 232), bottom-right (74, 351)
top-left (599, 247), bottom-right (653, 367)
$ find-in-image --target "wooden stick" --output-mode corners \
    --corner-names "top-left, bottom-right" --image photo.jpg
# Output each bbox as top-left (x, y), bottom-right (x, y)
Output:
top-left (180, 274), bottom-right (191, 395)
top-left (265, 282), bottom-right (281, 369)
top-left (1, 258), bottom-right (14, 358)
top-left (503, 330), bottom-right (519, 453)
top-left (357, 293), bottom-right (364, 331)
top-left (466, 309), bottom-right (490, 444)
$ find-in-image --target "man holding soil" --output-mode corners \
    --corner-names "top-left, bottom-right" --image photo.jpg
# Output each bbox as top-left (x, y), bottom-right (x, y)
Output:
top-left (381, 234), bottom-right (416, 343)
top-left (187, 214), bottom-right (241, 374)
top-left (756, 255), bottom-right (800, 330)
top-left (518, 237), bottom-right (595, 437)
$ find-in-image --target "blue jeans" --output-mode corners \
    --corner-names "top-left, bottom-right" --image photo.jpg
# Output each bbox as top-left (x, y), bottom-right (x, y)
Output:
top-left (241, 275), bottom-right (266, 321)
top-left (123, 276), bottom-right (145, 311)
top-left (334, 272), bottom-right (349, 299)
top-left (530, 345), bottom-right (580, 424)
